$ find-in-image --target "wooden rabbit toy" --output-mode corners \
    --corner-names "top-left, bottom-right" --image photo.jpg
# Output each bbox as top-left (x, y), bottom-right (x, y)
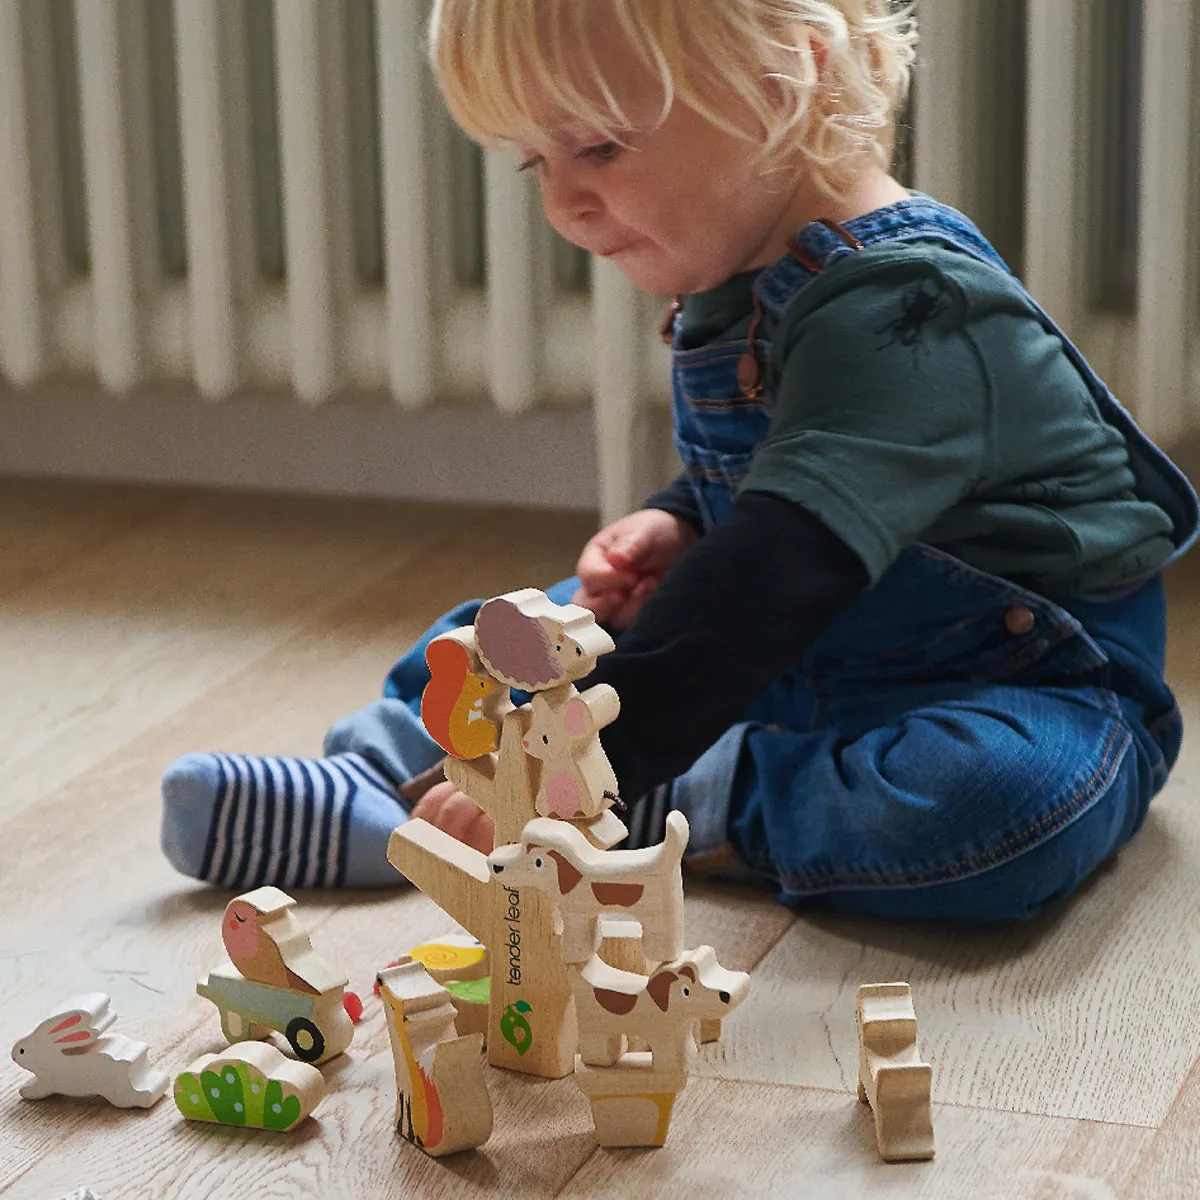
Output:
top-left (11, 993), bottom-right (169, 1108)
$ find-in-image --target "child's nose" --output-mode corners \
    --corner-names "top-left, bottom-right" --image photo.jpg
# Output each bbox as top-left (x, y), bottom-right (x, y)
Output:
top-left (539, 170), bottom-right (601, 240)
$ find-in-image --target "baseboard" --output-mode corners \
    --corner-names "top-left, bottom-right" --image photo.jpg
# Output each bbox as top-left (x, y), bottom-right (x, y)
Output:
top-left (0, 380), bottom-right (630, 510)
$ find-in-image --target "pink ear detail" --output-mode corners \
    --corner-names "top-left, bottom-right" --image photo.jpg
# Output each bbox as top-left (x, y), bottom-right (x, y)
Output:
top-left (55, 1031), bottom-right (92, 1044)
top-left (49, 1014), bottom-right (83, 1034)
top-left (563, 700), bottom-right (589, 737)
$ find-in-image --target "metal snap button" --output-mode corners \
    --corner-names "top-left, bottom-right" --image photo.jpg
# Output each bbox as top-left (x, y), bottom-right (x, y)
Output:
top-left (1005, 606), bottom-right (1036, 635)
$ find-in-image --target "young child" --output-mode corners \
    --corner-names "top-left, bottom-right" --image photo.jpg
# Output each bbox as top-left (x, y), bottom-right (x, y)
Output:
top-left (162, 0), bottom-right (1197, 921)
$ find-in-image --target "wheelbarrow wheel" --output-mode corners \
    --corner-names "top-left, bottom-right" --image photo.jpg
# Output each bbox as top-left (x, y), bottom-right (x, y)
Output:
top-left (286, 1017), bottom-right (325, 1062)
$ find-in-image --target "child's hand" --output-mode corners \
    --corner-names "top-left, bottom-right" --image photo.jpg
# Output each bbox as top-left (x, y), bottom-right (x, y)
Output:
top-left (574, 508), bottom-right (697, 630)
top-left (409, 781), bottom-right (495, 855)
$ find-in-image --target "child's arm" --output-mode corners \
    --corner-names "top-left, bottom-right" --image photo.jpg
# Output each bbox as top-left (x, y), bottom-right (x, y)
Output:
top-left (586, 489), bottom-right (868, 803)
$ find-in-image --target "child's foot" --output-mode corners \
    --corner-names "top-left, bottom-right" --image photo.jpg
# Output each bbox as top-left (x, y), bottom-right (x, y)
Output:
top-left (161, 751), bottom-right (409, 889)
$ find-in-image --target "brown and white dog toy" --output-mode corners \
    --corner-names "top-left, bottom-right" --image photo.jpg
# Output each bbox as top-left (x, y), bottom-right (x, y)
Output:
top-left (569, 947), bottom-right (750, 1076)
top-left (487, 811), bottom-right (689, 964)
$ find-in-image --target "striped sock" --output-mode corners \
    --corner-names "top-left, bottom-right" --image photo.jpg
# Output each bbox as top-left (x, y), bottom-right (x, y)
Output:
top-left (621, 782), bottom-right (673, 850)
top-left (161, 751), bottom-right (409, 889)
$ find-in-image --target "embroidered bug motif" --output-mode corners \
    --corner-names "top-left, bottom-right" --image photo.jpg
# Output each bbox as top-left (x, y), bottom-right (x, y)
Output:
top-left (876, 279), bottom-right (951, 356)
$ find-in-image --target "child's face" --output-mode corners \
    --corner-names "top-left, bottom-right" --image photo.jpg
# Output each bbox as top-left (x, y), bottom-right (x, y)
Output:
top-left (516, 40), bottom-right (808, 295)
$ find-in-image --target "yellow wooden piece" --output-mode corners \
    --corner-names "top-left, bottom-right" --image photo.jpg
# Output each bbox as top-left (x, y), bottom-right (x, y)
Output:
top-left (573, 1054), bottom-right (687, 1148)
top-left (377, 961), bottom-right (492, 1157)
top-left (856, 982), bottom-right (935, 1162)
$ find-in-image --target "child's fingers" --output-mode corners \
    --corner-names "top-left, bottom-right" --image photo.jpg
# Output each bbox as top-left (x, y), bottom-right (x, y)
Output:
top-left (572, 585), bottom-right (624, 625)
top-left (577, 540), bottom-right (637, 590)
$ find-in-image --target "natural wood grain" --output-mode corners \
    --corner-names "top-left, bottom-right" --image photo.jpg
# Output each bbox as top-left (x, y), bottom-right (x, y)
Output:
top-left (705, 784), bottom-right (1200, 1127)
top-left (558, 1079), bottom-right (1152, 1199)
top-left (2, 480), bottom-right (1200, 1199)
top-left (1127, 1055), bottom-right (1200, 1199)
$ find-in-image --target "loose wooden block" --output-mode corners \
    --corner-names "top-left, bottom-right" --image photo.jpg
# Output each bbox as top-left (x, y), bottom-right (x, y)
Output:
top-left (173, 1041), bottom-right (324, 1131)
top-left (856, 982), bottom-right (935, 1162)
top-left (569, 946), bottom-right (750, 1077)
top-left (198, 887), bottom-right (353, 1064)
top-left (11, 993), bottom-right (168, 1108)
top-left (488, 811), bottom-right (689, 964)
top-left (421, 627), bottom-right (511, 760)
top-left (377, 961), bottom-right (493, 1157)
top-left (474, 588), bottom-right (614, 692)
top-left (524, 682), bottom-right (620, 819)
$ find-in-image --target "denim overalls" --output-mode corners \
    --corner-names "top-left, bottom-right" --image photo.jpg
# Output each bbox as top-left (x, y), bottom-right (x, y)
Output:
top-left (356, 197), bottom-right (1197, 922)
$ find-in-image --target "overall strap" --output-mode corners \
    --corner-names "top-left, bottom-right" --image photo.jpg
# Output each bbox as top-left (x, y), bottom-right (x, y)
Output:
top-left (755, 194), bottom-right (1011, 320)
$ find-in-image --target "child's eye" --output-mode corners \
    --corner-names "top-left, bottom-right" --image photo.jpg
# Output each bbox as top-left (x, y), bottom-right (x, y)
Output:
top-left (516, 153), bottom-right (546, 174)
top-left (578, 141), bottom-right (621, 163)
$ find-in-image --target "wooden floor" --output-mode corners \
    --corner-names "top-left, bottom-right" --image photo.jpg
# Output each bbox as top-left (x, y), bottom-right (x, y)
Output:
top-left (3, 478), bottom-right (1200, 1199)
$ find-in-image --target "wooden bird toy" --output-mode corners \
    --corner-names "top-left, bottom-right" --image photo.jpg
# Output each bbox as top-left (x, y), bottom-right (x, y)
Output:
top-left (11, 993), bottom-right (168, 1108)
top-left (422, 628), bottom-right (511, 760)
top-left (198, 886), bottom-right (353, 1064)
top-left (856, 982), bottom-right (935, 1162)
top-left (173, 1040), bottom-right (324, 1131)
top-left (488, 811), bottom-right (689, 964)
top-left (377, 961), bottom-right (493, 1157)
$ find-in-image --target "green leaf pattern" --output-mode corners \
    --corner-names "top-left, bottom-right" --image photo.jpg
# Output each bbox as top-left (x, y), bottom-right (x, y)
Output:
top-left (174, 1060), bottom-right (304, 1131)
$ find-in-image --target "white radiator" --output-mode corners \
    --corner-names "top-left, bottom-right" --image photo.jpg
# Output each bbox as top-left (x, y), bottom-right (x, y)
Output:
top-left (0, 0), bottom-right (1197, 522)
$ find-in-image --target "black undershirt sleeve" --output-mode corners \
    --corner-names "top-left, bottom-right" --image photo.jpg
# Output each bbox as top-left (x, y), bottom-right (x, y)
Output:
top-left (642, 472), bottom-right (705, 536)
top-left (585, 489), bottom-right (869, 804)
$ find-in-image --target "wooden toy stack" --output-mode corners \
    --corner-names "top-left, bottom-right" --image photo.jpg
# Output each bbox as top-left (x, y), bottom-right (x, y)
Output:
top-left (388, 588), bottom-right (751, 1147)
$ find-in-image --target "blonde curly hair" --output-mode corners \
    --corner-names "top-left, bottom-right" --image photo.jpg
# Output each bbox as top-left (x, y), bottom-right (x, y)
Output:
top-left (429, 0), bottom-right (917, 199)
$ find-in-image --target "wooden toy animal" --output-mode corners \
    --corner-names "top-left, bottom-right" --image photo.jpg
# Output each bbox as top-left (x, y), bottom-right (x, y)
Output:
top-left (198, 886), bottom-right (353, 1064)
top-left (377, 961), bottom-right (493, 1157)
top-left (11, 993), bottom-right (168, 1108)
top-left (488, 811), bottom-right (689, 964)
top-left (856, 982), bottom-right (935, 1162)
top-left (474, 589), bottom-right (614, 692)
top-left (422, 628), bottom-right (511, 759)
top-left (174, 1040), bottom-right (324, 1131)
top-left (523, 682), bottom-right (620, 819)
top-left (569, 946), bottom-right (750, 1076)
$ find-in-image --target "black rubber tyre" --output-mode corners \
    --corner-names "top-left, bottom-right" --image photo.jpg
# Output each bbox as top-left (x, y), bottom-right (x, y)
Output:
top-left (285, 1017), bottom-right (325, 1062)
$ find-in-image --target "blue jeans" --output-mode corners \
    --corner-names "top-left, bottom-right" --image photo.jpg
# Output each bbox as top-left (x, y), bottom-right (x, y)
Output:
top-left (360, 560), bottom-right (1179, 923)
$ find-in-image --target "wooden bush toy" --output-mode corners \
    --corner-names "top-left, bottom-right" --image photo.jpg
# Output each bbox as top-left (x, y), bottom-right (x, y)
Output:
top-left (378, 961), bottom-right (493, 1157)
top-left (173, 1041), bottom-right (324, 1131)
top-left (856, 982), bottom-right (935, 1162)
top-left (11, 993), bottom-right (168, 1108)
top-left (197, 886), bottom-right (353, 1064)
top-left (488, 811), bottom-right (689, 964)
